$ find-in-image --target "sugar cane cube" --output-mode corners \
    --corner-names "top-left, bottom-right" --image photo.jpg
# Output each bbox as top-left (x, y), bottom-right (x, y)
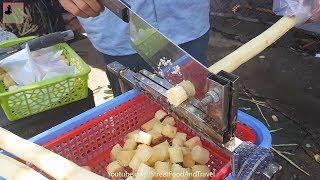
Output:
top-left (153, 141), bottom-right (170, 160)
top-left (154, 140), bottom-right (170, 149)
top-left (136, 144), bottom-right (153, 162)
top-left (142, 118), bottom-right (157, 132)
top-left (191, 165), bottom-right (210, 180)
top-left (191, 146), bottom-right (210, 165)
top-left (162, 124), bottom-right (177, 138)
top-left (146, 147), bottom-right (168, 166)
top-left (175, 132), bottom-right (187, 142)
top-left (0, 67), bottom-right (6, 75)
top-left (181, 147), bottom-right (190, 156)
top-left (136, 163), bottom-right (156, 180)
top-left (165, 158), bottom-right (172, 164)
top-left (183, 153), bottom-right (195, 168)
top-left (154, 161), bottom-right (171, 180)
top-left (153, 122), bottom-right (164, 133)
top-left (162, 117), bottom-right (175, 126)
top-left (136, 131), bottom-right (152, 145)
top-left (161, 152), bottom-right (170, 162)
top-left (184, 136), bottom-right (202, 149)
top-left (111, 144), bottom-right (122, 161)
top-left (172, 138), bottom-right (184, 147)
top-left (3, 74), bottom-right (16, 87)
top-left (127, 130), bottom-right (140, 140)
top-left (315, 154), bottom-right (320, 162)
top-left (129, 154), bottom-right (141, 172)
top-left (123, 139), bottom-right (138, 150)
top-left (147, 129), bottom-right (163, 145)
top-left (179, 80), bottom-right (196, 97)
top-left (126, 176), bottom-right (135, 180)
top-left (106, 161), bottom-right (124, 179)
top-left (155, 109), bottom-right (167, 120)
top-left (168, 146), bottom-right (183, 163)
top-left (166, 86), bottom-right (189, 107)
top-left (171, 164), bottom-right (191, 180)
top-left (117, 150), bottom-right (136, 166)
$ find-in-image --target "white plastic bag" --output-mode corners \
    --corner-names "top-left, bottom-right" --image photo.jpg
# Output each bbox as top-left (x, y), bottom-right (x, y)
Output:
top-left (273, 0), bottom-right (320, 25)
top-left (0, 27), bottom-right (17, 42)
top-left (32, 48), bottom-right (76, 80)
top-left (0, 44), bottom-right (76, 86)
top-left (0, 45), bottom-right (42, 85)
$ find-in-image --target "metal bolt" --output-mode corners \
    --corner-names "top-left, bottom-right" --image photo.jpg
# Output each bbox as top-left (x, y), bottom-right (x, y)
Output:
top-left (201, 90), bottom-right (220, 105)
top-left (201, 95), bottom-right (212, 105)
top-left (211, 91), bottom-right (220, 103)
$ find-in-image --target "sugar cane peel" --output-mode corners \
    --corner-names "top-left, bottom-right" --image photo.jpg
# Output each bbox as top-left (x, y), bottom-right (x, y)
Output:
top-left (0, 127), bottom-right (106, 180)
top-left (208, 17), bottom-right (297, 74)
top-left (0, 153), bottom-right (48, 180)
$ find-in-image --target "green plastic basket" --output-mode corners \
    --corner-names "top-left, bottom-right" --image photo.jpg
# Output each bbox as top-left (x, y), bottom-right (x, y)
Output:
top-left (0, 36), bottom-right (37, 48)
top-left (0, 43), bottom-right (91, 121)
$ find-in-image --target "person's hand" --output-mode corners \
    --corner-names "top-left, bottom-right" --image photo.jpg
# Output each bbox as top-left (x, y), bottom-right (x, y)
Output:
top-left (58, 0), bottom-right (103, 18)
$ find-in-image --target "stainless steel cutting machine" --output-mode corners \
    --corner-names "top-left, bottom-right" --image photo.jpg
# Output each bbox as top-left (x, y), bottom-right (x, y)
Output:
top-left (100, 0), bottom-right (282, 179)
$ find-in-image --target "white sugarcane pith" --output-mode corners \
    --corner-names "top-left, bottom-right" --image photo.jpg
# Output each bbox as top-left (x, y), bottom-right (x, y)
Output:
top-left (0, 153), bottom-right (48, 180)
top-left (0, 127), bottom-right (106, 180)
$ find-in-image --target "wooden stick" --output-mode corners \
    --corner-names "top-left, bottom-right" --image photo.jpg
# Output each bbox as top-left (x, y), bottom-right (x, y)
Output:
top-left (0, 153), bottom-right (48, 180)
top-left (270, 128), bottom-right (283, 133)
top-left (272, 143), bottom-right (298, 147)
top-left (0, 127), bottom-right (106, 180)
top-left (277, 150), bottom-right (295, 156)
top-left (256, 102), bottom-right (271, 127)
top-left (209, 17), bottom-right (297, 73)
top-left (243, 91), bottom-right (271, 127)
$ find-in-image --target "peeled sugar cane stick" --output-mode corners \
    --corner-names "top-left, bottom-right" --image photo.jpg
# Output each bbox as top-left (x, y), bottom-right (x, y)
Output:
top-left (166, 80), bottom-right (195, 107)
top-left (0, 127), bottom-right (106, 180)
top-left (179, 80), bottom-right (196, 96)
top-left (167, 85), bottom-right (188, 107)
top-left (208, 17), bottom-right (297, 74)
top-left (0, 153), bottom-right (48, 180)
top-left (167, 17), bottom-right (297, 107)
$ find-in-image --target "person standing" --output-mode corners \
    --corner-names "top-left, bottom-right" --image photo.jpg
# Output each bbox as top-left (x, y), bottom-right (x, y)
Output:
top-left (58, 0), bottom-right (211, 96)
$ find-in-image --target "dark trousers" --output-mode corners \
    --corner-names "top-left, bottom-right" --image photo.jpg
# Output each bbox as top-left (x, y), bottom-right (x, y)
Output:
top-left (104, 30), bottom-right (210, 96)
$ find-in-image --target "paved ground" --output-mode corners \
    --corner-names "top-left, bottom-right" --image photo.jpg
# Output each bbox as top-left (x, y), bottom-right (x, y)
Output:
top-left (69, 38), bottom-right (112, 105)
top-left (1, 25), bottom-right (319, 179)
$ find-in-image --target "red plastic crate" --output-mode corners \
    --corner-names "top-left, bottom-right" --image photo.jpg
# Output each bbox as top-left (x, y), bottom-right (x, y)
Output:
top-left (43, 95), bottom-right (256, 179)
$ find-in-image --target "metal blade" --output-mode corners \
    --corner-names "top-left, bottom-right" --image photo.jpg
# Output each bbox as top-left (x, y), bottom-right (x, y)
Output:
top-left (128, 11), bottom-right (211, 100)
top-left (100, 1), bottom-right (237, 145)
top-left (98, 0), bottom-right (211, 100)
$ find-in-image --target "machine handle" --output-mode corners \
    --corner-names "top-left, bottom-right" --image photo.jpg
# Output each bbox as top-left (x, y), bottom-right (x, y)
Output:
top-left (26, 30), bottom-right (74, 51)
top-left (0, 30), bottom-right (74, 60)
top-left (99, 0), bottom-right (130, 23)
